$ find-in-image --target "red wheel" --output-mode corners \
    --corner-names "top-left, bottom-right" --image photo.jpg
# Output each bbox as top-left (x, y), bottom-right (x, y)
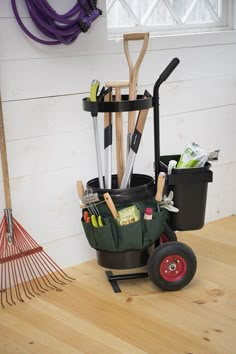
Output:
top-left (160, 254), bottom-right (187, 282)
top-left (148, 242), bottom-right (197, 291)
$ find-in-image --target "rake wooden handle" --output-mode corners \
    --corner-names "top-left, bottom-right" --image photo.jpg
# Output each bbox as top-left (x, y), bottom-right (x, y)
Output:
top-left (0, 95), bottom-right (12, 209)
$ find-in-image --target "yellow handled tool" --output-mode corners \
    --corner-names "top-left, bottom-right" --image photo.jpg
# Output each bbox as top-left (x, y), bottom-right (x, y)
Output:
top-left (89, 80), bottom-right (104, 189)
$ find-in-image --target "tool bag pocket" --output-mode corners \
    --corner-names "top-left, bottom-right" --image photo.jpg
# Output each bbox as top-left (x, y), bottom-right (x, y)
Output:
top-left (143, 210), bottom-right (167, 247)
top-left (82, 217), bottom-right (117, 252)
top-left (81, 200), bottom-right (168, 252)
top-left (81, 219), bottom-right (98, 249)
top-left (93, 218), bottom-right (117, 252)
top-left (115, 220), bottom-right (143, 252)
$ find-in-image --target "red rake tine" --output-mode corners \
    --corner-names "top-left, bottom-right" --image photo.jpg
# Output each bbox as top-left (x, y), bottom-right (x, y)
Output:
top-left (13, 217), bottom-right (74, 283)
top-left (13, 222), bottom-right (59, 292)
top-left (0, 217), bottom-right (18, 308)
top-left (1, 216), bottom-right (26, 307)
top-left (13, 218), bottom-right (75, 285)
top-left (1, 217), bottom-right (75, 309)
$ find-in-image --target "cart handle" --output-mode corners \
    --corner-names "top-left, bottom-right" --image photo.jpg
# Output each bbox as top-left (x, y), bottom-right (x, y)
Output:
top-left (153, 57), bottom-right (180, 183)
top-left (159, 57), bottom-right (180, 83)
top-left (154, 58), bottom-right (180, 93)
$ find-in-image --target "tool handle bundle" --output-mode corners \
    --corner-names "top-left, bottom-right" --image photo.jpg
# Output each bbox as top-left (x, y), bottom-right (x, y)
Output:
top-left (83, 57), bottom-right (180, 192)
top-left (83, 87), bottom-right (153, 190)
top-left (83, 32), bottom-right (150, 190)
top-left (11, 0), bottom-right (102, 45)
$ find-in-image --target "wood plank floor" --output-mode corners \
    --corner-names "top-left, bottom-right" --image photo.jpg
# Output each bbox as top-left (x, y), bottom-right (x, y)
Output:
top-left (0, 216), bottom-right (235, 354)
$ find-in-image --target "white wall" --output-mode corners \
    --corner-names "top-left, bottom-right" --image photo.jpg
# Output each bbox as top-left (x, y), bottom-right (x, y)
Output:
top-left (0, 1), bottom-right (235, 268)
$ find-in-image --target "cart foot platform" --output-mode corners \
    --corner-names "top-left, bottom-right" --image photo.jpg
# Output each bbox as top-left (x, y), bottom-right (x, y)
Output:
top-left (105, 270), bottom-right (149, 293)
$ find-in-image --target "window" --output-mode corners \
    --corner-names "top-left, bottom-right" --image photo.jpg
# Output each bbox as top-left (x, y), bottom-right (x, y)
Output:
top-left (106, 0), bottom-right (233, 38)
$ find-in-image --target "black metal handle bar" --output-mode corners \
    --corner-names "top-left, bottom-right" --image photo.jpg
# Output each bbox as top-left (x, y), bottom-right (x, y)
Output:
top-left (83, 94), bottom-right (153, 113)
top-left (153, 58), bottom-right (180, 183)
top-left (159, 57), bottom-right (180, 84)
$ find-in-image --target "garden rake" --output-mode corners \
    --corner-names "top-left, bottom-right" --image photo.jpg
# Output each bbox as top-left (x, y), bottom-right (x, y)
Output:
top-left (0, 95), bottom-right (74, 309)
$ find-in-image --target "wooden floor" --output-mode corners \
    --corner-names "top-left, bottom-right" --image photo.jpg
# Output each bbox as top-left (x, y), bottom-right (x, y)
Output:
top-left (0, 216), bottom-right (235, 354)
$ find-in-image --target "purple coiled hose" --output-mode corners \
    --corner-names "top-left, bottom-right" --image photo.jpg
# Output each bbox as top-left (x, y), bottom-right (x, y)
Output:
top-left (11, 0), bottom-right (102, 45)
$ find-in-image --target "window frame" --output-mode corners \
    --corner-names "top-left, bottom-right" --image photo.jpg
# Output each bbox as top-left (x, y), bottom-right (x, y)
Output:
top-left (106, 0), bottom-right (235, 41)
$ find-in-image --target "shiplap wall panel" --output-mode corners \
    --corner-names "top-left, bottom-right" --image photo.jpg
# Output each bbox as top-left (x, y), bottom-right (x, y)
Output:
top-left (1, 7), bottom-right (236, 62)
top-left (0, 1), bottom-right (235, 267)
top-left (135, 104), bottom-right (236, 168)
top-left (0, 166), bottom-right (93, 242)
top-left (1, 0), bottom-right (85, 17)
top-left (10, 169), bottom-right (85, 242)
top-left (1, 43), bottom-right (236, 100)
top-left (205, 162), bottom-right (236, 221)
top-left (1, 1), bottom-right (28, 16)
top-left (0, 2), bottom-right (111, 61)
top-left (0, 18), bottom-right (110, 61)
top-left (2, 76), bottom-right (236, 142)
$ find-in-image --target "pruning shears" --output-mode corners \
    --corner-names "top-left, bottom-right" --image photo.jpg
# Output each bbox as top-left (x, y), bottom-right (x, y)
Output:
top-left (89, 79), bottom-right (100, 102)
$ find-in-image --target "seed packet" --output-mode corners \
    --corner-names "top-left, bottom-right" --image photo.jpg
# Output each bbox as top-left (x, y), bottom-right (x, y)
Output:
top-left (177, 143), bottom-right (208, 168)
top-left (118, 205), bottom-right (140, 226)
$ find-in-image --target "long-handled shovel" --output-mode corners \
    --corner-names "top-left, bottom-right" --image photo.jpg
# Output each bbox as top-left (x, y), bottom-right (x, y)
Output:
top-left (120, 91), bottom-right (151, 189)
top-left (123, 32), bottom-right (149, 155)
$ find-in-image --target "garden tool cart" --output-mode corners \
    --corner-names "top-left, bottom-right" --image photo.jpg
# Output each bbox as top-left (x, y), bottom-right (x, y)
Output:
top-left (81, 58), bottom-right (213, 293)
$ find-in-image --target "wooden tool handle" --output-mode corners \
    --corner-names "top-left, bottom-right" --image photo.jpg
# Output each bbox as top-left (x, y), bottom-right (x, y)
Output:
top-left (105, 81), bottom-right (129, 89)
top-left (155, 172), bottom-right (166, 203)
top-left (0, 95), bottom-right (12, 209)
top-left (135, 108), bottom-right (149, 135)
top-left (103, 192), bottom-right (118, 219)
top-left (123, 33), bottom-right (149, 41)
top-left (123, 32), bottom-right (149, 136)
top-left (104, 91), bottom-right (112, 129)
top-left (123, 32), bottom-right (149, 87)
top-left (76, 180), bottom-right (86, 208)
top-left (115, 87), bottom-right (124, 187)
top-left (135, 92), bottom-right (151, 134)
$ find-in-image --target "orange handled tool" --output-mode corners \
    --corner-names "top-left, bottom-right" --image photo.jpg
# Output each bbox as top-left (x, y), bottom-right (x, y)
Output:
top-left (103, 192), bottom-right (118, 220)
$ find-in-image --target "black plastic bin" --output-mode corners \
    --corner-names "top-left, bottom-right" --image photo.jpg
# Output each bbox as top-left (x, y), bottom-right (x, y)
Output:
top-left (87, 173), bottom-right (155, 204)
top-left (84, 173), bottom-right (167, 269)
top-left (160, 155), bottom-right (213, 231)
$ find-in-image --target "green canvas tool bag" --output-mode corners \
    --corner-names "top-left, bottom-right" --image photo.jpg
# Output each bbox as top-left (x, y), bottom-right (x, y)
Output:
top-left (81, 198), bottom-right (168, 253)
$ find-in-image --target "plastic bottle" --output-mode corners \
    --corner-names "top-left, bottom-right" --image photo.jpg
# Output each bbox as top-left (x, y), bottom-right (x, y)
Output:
top-left (144, 208), bottom-right (153, 220)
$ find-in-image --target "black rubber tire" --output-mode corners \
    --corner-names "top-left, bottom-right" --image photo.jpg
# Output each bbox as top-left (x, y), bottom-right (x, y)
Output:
top-left (156, 224), bottom-right (177, 246)
top-left (148, 242), bottom-right (197, 291)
